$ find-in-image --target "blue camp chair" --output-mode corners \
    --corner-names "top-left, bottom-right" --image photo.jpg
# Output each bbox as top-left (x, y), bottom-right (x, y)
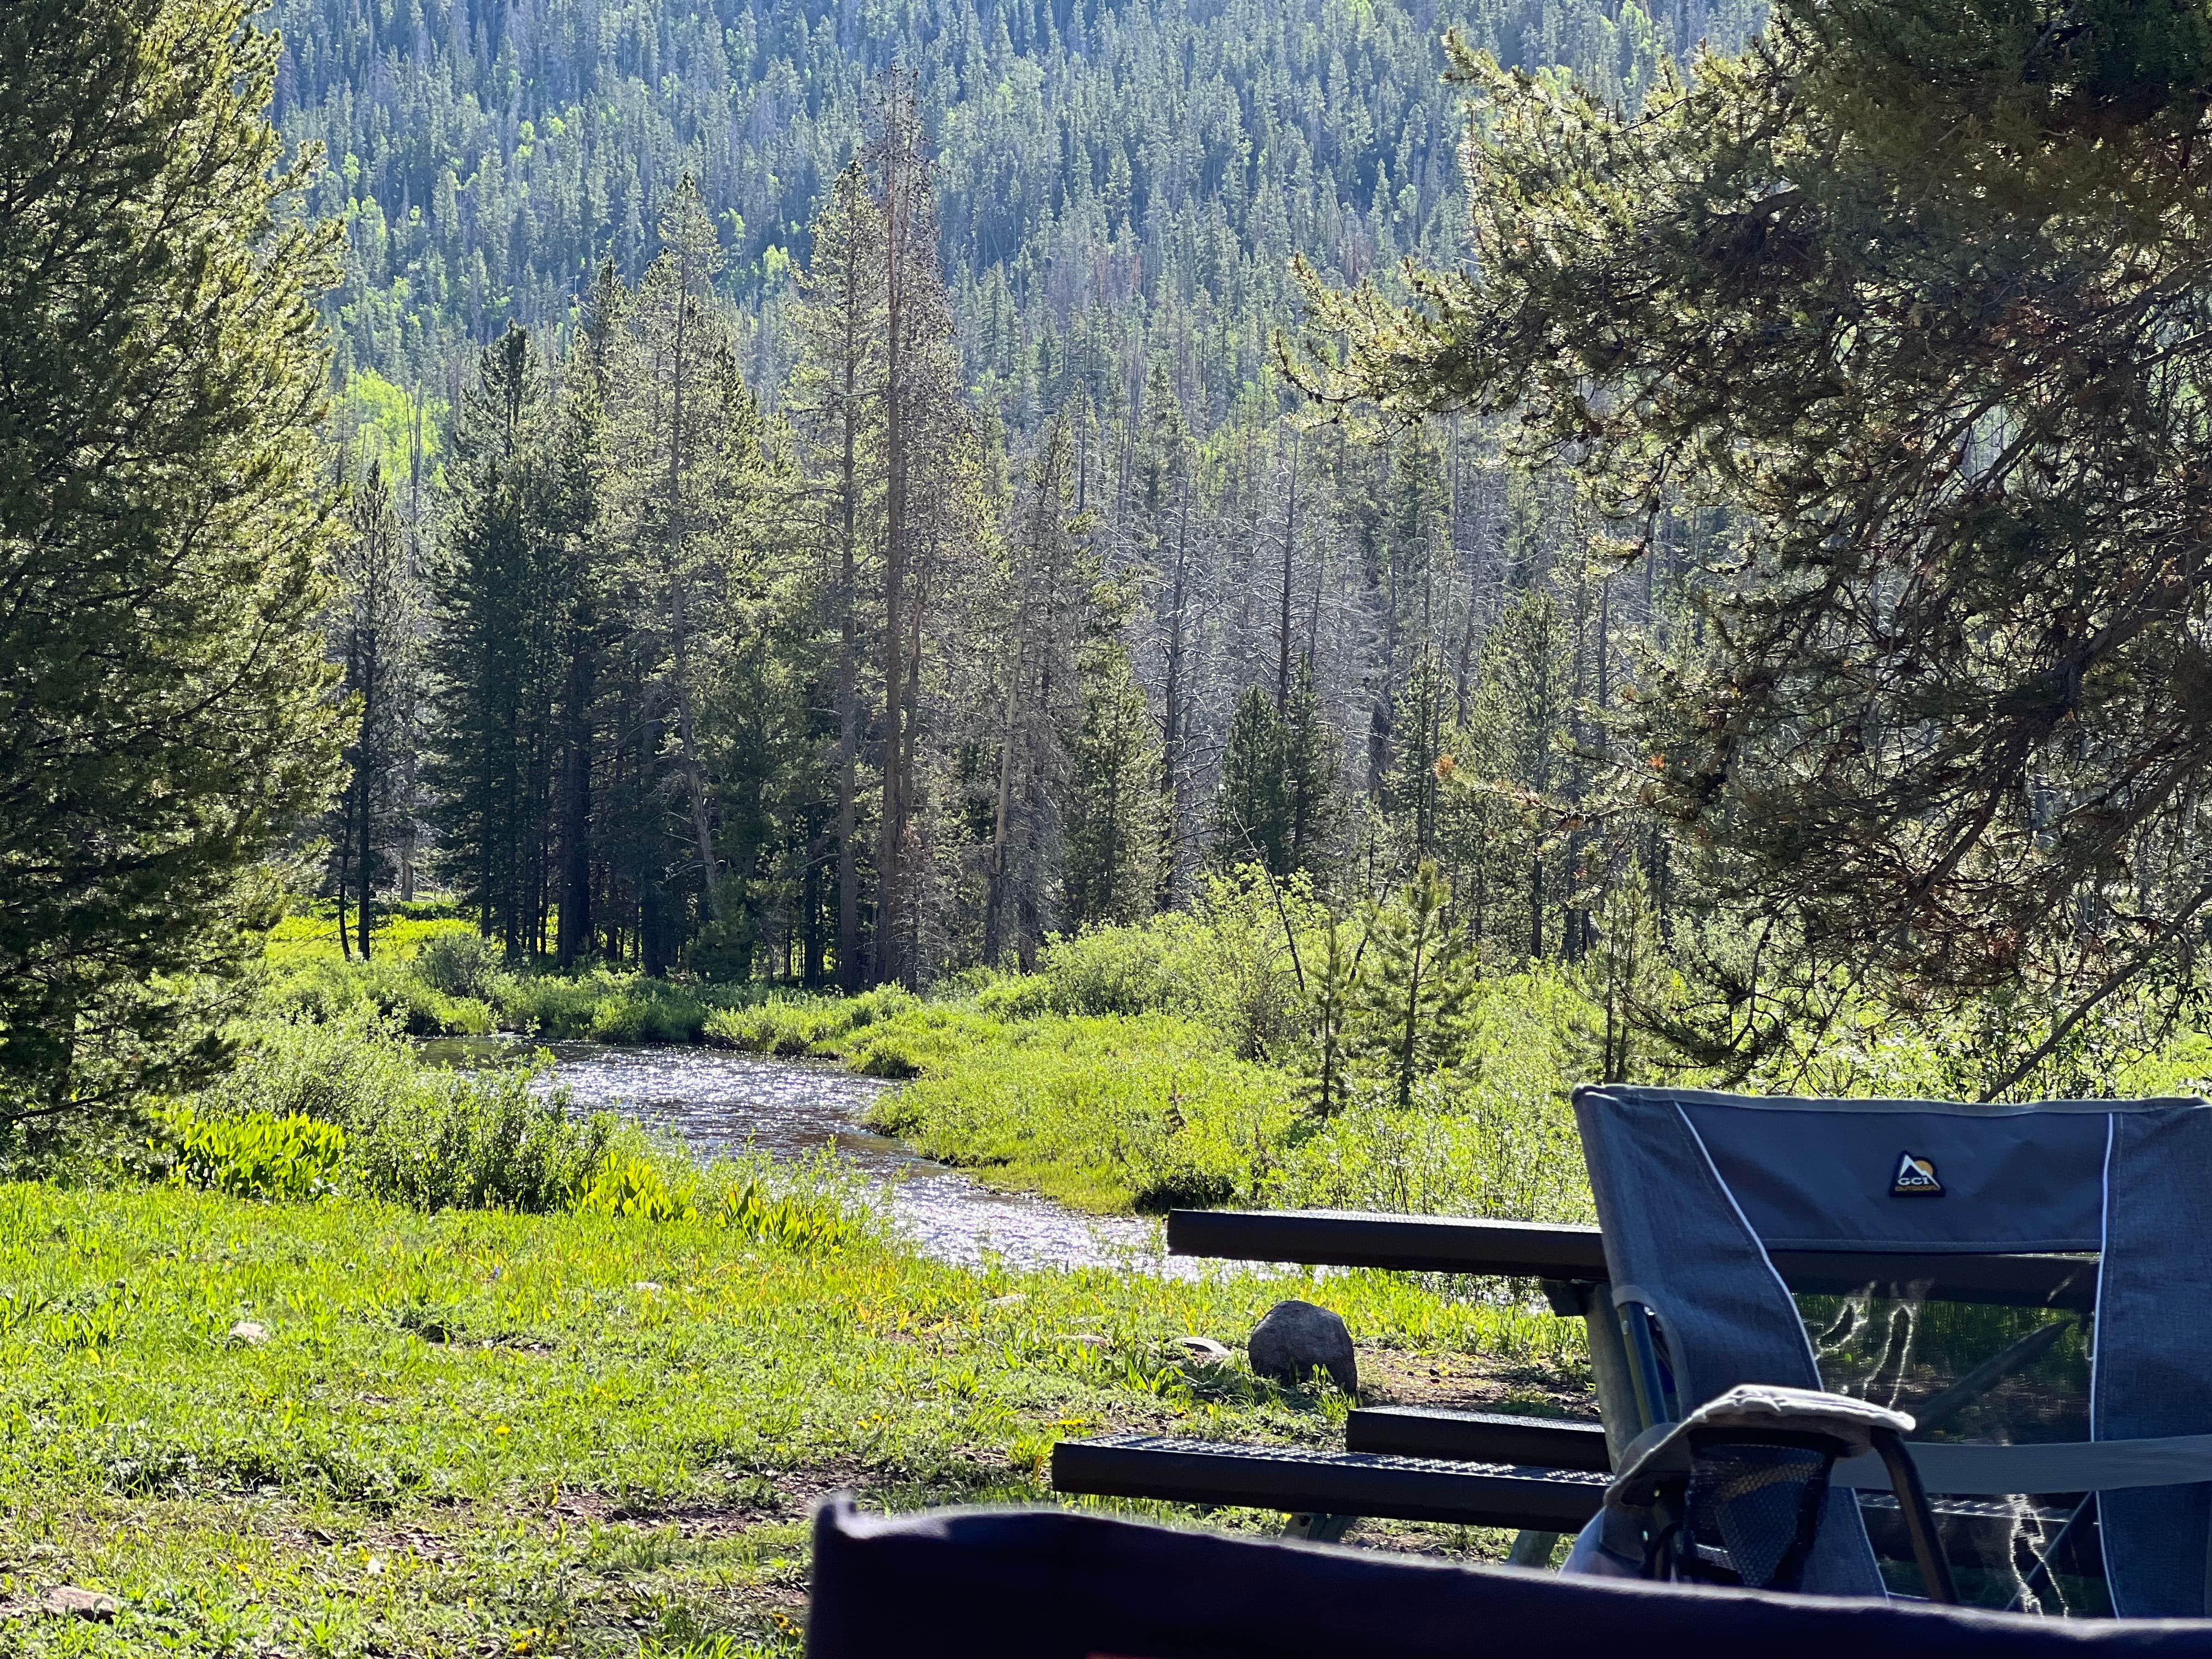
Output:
top-left (1563, 1085), bottom-right (2212, 1617)
top-left (806, 1493), bottom-right (2212, 1657)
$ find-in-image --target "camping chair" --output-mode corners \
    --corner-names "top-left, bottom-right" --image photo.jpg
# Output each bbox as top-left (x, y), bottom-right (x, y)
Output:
top-left (806, 1493), bottom-right (2212, 1658)
top-left (1564, 1085), bottom-right (2212, 1617)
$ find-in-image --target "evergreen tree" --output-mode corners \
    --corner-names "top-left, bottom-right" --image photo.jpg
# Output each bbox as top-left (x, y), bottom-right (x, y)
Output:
top-left (326, 461), bottom-right (419, 961)
top-left (1348, 862), bottom-right (1478, 1111)
top-left (1301, 4), bottom-right (2212, 1080)
top-left (1451, 588), bottom-right (1575, 958)
top-left (1064, 639), bottom-right (1163, 928)
top-left (1212, 668), bottom-right (1340, 881)
top-left (786, 163), bottom-right (888, 992)
top-left (426, 326), bottom-right (568, 955)
top-left (1380, 644), bottom-right (1452, 872)
top-left (0, 0), bottom-right (342, 1122)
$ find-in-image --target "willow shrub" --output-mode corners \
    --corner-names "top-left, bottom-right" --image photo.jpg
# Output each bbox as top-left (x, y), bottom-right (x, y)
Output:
top-left (182, 1009), bottom-right (607, 1212)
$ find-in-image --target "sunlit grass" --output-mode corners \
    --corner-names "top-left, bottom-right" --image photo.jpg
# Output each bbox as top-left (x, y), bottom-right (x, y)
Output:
top-left (0, 1181), bottom-right (1580, 1655)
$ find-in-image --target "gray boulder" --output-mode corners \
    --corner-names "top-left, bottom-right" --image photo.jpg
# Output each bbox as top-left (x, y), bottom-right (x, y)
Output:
top-left (1247, 1299), bottom-right (1356, 1395)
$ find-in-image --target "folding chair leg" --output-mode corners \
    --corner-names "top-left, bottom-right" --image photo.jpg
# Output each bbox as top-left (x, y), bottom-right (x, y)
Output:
top-left (1506, 1529), bottom-right (1561, 1567)
top-left (1284, 1512), bottom-right (1354, 1543)
top-left (1578, 1282), bottom-right (1652, 1466)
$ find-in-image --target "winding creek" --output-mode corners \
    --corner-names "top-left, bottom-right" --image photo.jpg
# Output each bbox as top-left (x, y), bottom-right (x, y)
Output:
top-left (491, 1041), bottom-right (1174, 1273)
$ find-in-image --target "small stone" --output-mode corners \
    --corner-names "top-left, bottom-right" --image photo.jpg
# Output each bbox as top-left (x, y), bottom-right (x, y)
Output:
top-left (39, 1586), bottom-right (116, 1620)
top-left (1055, 1333), bottom-right (1109, 1348)
top-left (633, 1281), bottom-right (663, 1293)
top-left (1171, 1335), bottom-right (1231, 1362)
top-left (986, 1293), bottom-right (1026, 1307)
top-left (1248, 1299), bottom-right (1357, 1395)
top-left (227, 1320), bottom-right (269, 1346)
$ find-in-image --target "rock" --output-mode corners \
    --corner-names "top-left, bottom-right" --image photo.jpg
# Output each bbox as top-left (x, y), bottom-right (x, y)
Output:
top-left (1171, 1335), bottom-right (1232, 1362)
top-left (39, 1586), bottom-right (116, 1620)
top-left (1055, 1333), bottom-right (1109, 1349)
top-left (633, 1281), bottom-right (663, 1293)
top-left (986, 1293), bottom-right (1026, 1307)
top-left (227, 1320), bottom-right (269, 1346)
top-left (1247, 1300), bottom-right (1356, 1395)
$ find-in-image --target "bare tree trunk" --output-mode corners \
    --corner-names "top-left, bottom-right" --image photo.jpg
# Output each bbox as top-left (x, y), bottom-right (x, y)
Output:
top-left (836, 298), bottom-right (863, 994)
top-left (1157, 471), bottom-right (1190, 909)
top-left (877, 120), bottom-right (910, 989)
top-left (357, 645), bottom-right (377, 961)
top-left (1276, 432), bottom-right (1299, 710)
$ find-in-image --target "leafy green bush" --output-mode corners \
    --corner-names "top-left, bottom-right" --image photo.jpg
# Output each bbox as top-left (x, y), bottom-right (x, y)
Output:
top-left (188, 1011), bottom-right (610, 1214)
top-left (571, 1152), bottom-right (693, 1221)
top-left (498, 968), bottom-right (721, 1042)
top-left (701, 986), bottom-right (916, 1055)
top-left (193, 1007), bottom-right (430, 1126)
top-left (1032, 913), bottom-right (1214, 1017)
top-left (414, 932), bottom-right (509, 1000)
top-left (161, 1108), bottom-right (348, 1201)
top-left (262, 956), bottom-right (493, 1036)
top-left (347, 1064), bottom-right (612, 1214)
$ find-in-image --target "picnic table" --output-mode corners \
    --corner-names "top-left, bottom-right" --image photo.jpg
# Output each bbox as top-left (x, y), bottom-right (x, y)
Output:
top-left (1052, 1206), bottom-right (2094, 1553)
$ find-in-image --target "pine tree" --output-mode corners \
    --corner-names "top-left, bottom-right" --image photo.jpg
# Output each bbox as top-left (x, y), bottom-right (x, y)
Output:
top-left (1212, 667), bottom-right (1340, 881)
top-left (1064, 637), bottom-right (1163, 928)
top-left (0, 0), bottom-right (343, 1122)
top-left (1453, 588), bottom-right (1575, 958)
top-left (426, 325), bottom-right (566, 955)
top-left (786, 163), bottom-right (888, 992)
top-left (1348, 861), bottom-right (1477, 1111)
top-left (327, 461), bottom-right (420, 961)
top-left (1299, 6), bottom-right (2212, 1079)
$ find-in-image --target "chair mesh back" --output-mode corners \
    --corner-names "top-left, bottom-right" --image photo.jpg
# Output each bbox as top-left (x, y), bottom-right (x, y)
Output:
top-left (1797, 1288), bottom-right (2109, 1615)
top-left (1681, 1436), bottom-right (1835, 1592)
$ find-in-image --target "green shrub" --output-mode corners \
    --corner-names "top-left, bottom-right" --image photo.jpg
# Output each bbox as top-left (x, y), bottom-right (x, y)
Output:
top-left (347, 1065), bottom-right (612, 1214)
top-left (414, 932), bottom-right (509, 1000)
top-left (703, 994), bottom-right (860, 1055)
top-left (1034, 913), bottom-right (1213, 1017)
top-left (588, 994), bottom-right (651, 1043)
top-left (161, 1108), bottom-right (348, 1201)
top-left (972, 973), bottom-right (1049, 1019)
top-left (715, 1174), bottom-right (861, 1253)
top-left (496, 968), bottom-right (721, 1043)
top-left (193, 1007), bottom-right (428, 1127)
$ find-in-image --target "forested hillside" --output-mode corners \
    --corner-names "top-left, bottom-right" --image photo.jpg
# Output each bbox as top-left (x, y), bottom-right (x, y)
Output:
top-left (271, 0), bottom-right (1771, 1010)
top-left (274, 0), bottom-right (1742, 419)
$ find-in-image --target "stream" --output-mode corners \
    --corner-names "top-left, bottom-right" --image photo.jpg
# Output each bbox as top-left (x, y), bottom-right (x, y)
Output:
top-left (441, 1040), bottom-right (1176, 1273)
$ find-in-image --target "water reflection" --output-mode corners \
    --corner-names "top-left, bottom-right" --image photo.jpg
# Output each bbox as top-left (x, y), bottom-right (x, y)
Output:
top-left (432, 1037), bottom-right (1170, 1273)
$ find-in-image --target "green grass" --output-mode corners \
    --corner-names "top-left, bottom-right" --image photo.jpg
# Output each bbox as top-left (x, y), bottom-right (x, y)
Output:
top-left (0, 1180), bottom-right (1581, 1656)
top-left (702, 967), bottom-right (1598, 1223)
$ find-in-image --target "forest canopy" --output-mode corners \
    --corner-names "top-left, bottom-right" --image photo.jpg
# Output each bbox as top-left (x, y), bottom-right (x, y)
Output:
top-left (1291, 0), bottom-right (2212, 1091)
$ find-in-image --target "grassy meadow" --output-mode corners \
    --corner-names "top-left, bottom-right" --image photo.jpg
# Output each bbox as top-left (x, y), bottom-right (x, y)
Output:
top-left (30, 886), bottom-right (2212, 1654)
top-left (0, 898), bottom-right (1610, 1654)
top-left (0, 1177), bottom-right (1577, 1657)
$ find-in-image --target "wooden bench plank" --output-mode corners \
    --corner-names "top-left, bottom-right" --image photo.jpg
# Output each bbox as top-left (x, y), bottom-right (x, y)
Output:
top-left (1052, 1434), bottom-right (1610, 1532)
top-left (1165, 1210), bottom-right (2096, 1310)
top-left (1345, 1408), bottom-right (1610, 1472)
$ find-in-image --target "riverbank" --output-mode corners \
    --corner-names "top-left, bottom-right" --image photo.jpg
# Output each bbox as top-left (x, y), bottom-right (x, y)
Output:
top-left (260, 895), bottom-right (1607, 1225)
top-left (2, 1179), bottom-right (1581, 1656)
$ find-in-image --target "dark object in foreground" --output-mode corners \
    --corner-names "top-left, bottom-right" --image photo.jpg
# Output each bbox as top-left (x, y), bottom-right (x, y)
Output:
top-left (806, 1496), bottom-right (2212, 1659)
